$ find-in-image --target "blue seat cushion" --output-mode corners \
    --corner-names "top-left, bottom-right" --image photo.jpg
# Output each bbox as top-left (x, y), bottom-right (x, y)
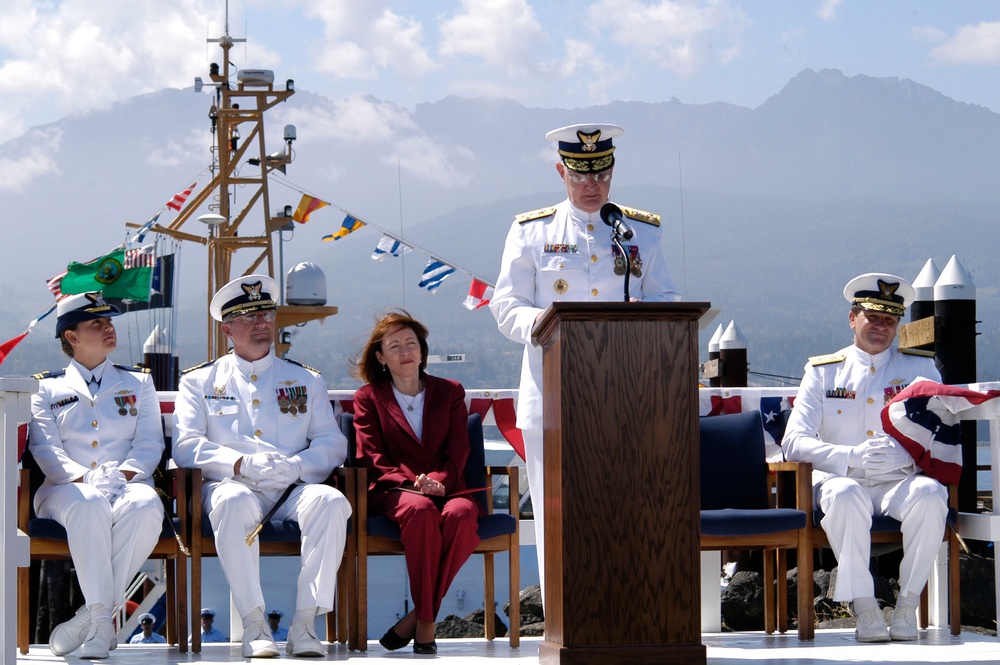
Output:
top-left (701, 508), bottom-right (807, 537)
top-left (30, 517), bottom-right (181, 541)
top-left (367, 513), bottom-right (516, 542)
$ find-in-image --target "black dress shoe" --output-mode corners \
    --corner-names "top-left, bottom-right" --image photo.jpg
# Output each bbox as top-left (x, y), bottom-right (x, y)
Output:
top-left (379, 626), bottom-right (412, 651)
top-left (413, 640), bottom-right (438, 655)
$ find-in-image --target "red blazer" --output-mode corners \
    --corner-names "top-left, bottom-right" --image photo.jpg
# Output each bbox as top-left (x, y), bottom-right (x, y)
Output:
top-left (353, 374), bottom-right (470, 495)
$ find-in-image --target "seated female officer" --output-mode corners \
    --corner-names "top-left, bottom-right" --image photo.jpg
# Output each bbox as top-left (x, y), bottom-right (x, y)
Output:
top-left (351, 309), bottom-right (482, 655)
top-left (30, 292), bottom-right (164, 659)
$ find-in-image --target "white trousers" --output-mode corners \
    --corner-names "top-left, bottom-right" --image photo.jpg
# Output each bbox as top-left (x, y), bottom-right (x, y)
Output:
top-left (203, 480), bottom-right (351, 618)
top-left (523, 429), bottom-right (545, 602)
top-left (37, 482), bottom-right (163, 609)
top-left (817, 473), bottom-right (948, 601)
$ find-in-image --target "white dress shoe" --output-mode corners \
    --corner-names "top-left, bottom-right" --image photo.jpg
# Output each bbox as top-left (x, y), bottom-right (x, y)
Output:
top-left (49, 605), bottom-right (92, 656)
top-left (80, 619), bottom-right (115, 659)
top-left (287, 619), bottom-right (324, 657)
top-left (889, 603), bottom-right (919, 641)
top-left (242, 620), bottom-right (280, 658)
top-left (855, 607), bottom-right (890, 643)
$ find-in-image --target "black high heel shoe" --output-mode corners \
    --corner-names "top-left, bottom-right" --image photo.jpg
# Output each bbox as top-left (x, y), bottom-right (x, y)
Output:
top-left (379, 625), bottom-right (413, 651)
top-left (413, 639), bottom-right (437, 655)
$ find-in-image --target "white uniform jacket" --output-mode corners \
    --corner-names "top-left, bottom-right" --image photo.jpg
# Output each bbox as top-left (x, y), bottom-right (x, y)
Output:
top-left (782, 343), bottom-right (941, 485)
top-left (29, 359), bottom-right (164, 511)
top-left (490, 198), bottom-right (681, 431)
top-left (172, 350), bottom-right (346, 493)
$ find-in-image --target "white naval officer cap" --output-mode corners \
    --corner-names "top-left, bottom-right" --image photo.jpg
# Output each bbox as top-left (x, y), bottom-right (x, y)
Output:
top-left (267, 609), bottom-right (284, 619)
top-left (545, 123), bottom-right (624, 173)
top-left (843, 272), bottom-right (914, 317)
top-left (55, 292), bottom-right (121, 337)
top-left (209, 273), bottom-right (279, 322)
top-left (138, 613), bottom-right (156, 625)
top-left (200, 607), bottom-right (216, 618)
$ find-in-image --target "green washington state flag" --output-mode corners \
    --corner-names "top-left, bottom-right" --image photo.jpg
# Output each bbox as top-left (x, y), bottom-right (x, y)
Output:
top-left (60, 247), bottom-right (153, 301)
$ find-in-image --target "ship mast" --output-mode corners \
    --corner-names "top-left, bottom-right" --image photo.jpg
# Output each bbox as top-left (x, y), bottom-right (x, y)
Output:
top-left (133, 12), bottom-right (336, 360)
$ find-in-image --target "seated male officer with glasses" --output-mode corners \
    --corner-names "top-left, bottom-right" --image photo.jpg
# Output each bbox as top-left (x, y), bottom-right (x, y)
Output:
top-left (174, 274), bottom-right (350, 658)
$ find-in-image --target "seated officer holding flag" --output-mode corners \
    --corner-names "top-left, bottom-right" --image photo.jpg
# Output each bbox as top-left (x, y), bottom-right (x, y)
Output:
top-left (30, 292), bottom-right (165, 659)
top-left (173, 274), bottom-right (351, 658)
top-left (782, 272), bottom-right (948, 642)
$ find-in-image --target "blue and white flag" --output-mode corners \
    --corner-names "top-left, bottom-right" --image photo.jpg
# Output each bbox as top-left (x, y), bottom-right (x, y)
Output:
top-left (371, 234), bottom-right (412, 261)
top-left (419, 260), bottom-right (456, 292)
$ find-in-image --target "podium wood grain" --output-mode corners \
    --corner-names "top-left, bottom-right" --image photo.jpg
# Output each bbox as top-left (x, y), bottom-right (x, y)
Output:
top-left (533, 302), bottom-right (710, 665)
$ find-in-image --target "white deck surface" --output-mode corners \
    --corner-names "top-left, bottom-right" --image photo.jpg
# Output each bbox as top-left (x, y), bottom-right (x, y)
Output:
top-left (14, 629), bottom-right (1000, 664)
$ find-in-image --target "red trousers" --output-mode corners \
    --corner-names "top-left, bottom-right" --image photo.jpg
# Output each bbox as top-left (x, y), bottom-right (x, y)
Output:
top-left (372, 491), bottom-right (481, 621)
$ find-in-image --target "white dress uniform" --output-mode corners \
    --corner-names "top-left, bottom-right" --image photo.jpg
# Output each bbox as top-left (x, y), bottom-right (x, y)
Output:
top-left (782, 343), bottom-right (948, 601)
top-left (490, 196), bottom-right (680, 594)
top-left (173, 350), bottom-right (351, 617)
top-left (29, 358), bottom-right (165, 610)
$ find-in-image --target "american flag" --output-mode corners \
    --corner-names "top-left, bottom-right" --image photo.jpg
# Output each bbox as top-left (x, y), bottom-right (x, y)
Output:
top-left (124, 245), bottom-right (155, 269)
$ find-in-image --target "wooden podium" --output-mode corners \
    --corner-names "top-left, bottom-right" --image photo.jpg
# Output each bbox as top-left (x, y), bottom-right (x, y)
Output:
top-left (532, 302), bottom-right (710, 665)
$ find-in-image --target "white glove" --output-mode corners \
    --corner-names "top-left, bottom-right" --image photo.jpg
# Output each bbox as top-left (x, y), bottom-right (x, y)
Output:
top-left (862, 437), bottom-right (912, 473)
top-left (257, 457), bottom-right (301, 491)
top-left (83, 461), bottom-right (127, 502)
top-left (241, 452), bottom-right (281, 485)
top-left (848, 435), bottom-right (891, 468)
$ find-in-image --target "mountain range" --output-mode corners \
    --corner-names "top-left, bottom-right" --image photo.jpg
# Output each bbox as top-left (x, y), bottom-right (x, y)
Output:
top-left (0, 68), bottom-right (997, 387)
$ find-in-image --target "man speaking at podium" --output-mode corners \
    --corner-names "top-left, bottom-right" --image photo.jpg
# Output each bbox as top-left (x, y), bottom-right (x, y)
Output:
top-left (490, 123), bottom-right (681, 602)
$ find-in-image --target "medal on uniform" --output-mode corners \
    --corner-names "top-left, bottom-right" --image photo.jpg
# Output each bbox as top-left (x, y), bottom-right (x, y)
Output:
top-left (631, 255), bottom-right (643, 278)
top-left (277, 388), bottom-right (291, 414)
top-left (115, 395), bottom-right (137, 416)
top-left (554, 278), bottom-right (568, 294)
top-left (613, 256), bottom-right (626, 276)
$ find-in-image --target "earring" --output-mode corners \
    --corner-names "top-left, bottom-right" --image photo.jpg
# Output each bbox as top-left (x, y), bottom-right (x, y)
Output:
top-left (381, 363), bottom-right (387, 372)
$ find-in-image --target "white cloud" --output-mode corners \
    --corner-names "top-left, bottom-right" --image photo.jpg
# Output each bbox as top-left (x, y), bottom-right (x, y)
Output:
top-left (587, 0), bottom-right (749, 76)
top-left (280, 95), bottom-right (416, 143)
top-left (925, 21), bottom-right (1000, 65)
top-left (438, 0), bottom-right (548, 74)
top-left (299, 1), bottom-right (436, 80)
top-left (816, 0), bottom-right (843, 22)
top-left (144, 128), bottom-right (208, 168)
top-left (379, 135), bottom-right (473, 188)
top-left (0, 127), bottom-right (62, 191)
top-left (0, 0), bottom-right (213, 144)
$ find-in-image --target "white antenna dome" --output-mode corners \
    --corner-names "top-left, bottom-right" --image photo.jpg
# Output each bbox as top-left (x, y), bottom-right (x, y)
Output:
top-left (286, 262), bottom-right (327, 306)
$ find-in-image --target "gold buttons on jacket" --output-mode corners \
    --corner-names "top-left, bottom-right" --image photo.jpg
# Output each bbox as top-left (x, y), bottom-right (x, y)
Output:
top-left (253, 398), bottom-right (260, 406)
top-left (251, 374), bottom-right (258, 381)
top-left (254, 429), bottom-right (262, 438)
top-left (90, 462), bottom-right (98, 469)
top-left (91, 420), bottom-right (98, 428)
top-left (591, 289), bottom-right (598, 296)
top-left (587, 223), bottom-right (595, 232)
top-left (870, 366), bottom-right (876, 374)
top-left (867, 430), bottom-right (875, 437)
top-left (867, 397), bottom-right (874, 404)
top-left (91, 441), bottom-right (99, 448)
top-left (591, 255), bottom-right (598, 262)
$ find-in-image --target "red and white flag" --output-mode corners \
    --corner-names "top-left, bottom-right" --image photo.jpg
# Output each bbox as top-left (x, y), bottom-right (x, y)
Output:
top-left (46, 271), bottom-right (67, 299)
top-left (882, 378), bottom-right (1000, 485)
top-left (124, 244), bottom-right (155, 269)
top-left (463, 279), bottom-right (494, 310)
top-left (166, 181), bottom-right (197, 211)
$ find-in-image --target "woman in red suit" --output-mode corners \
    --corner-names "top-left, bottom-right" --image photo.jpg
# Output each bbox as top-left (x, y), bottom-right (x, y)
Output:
top-left (352, 310), bottom-right (482, 655)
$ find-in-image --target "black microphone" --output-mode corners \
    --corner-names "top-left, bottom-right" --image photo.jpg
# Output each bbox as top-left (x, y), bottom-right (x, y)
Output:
top-left (599, 202), bottom-right (634, 240)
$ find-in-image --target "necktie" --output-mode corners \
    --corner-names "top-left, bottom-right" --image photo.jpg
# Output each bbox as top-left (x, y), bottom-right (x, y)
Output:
top-left (88, 374), bottom-right (101, 396)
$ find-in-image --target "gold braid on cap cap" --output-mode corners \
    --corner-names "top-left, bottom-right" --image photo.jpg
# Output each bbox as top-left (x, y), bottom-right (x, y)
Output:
top-left (852, 278), bottom-right (905, 316)
top-left (562, 153), bottom-right (615, 173)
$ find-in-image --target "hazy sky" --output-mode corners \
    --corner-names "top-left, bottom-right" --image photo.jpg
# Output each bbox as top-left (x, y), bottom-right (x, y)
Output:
top-left (1, 0), bottom-right (999, 146)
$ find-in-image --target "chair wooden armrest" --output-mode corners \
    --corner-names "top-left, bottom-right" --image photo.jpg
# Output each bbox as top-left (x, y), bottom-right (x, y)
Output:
top-left (768, 461), bottom-right (813, 512)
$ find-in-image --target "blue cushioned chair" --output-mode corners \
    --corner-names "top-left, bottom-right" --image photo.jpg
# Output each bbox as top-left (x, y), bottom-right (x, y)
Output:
top-left (17, 418), bottom-right (190, 653)
top-left (811, 486), bottom-right (960, 635)
top-left (342, 412), bottom-right (519, 651)
top-left (699, 410), bottom-right (815, 640)
top-left (185, 457), bottom-right (356, 652)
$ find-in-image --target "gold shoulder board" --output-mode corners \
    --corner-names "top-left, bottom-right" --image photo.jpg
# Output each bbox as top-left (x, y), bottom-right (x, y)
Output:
top-left (809, 353), bottom-right (846, 367)
top-left (900, 348), bottom-right (935, 358)
top-left (515, 207), bottom-right (557, 224)
top-left (285, 358), bottom-right (321, 374)
top-left (32, 370), bottom-right (54, 380)
top-left (116, 363), bottom-right (151, 374)
top-left (180, 359), bottom-right (216, 375)
top-left (620, 206), bottom-right (661, 227)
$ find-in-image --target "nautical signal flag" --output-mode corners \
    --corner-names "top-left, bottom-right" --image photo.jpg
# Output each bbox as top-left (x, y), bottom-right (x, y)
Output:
top-left (0, 306), bottom-right (55, 369)
top-left (166, 182), bottom-right (196, 211)
top-left (419, 260), bottom-right (455, 292)
top-left (371, 234), bottom-right (412, 261)
top-left (323, 215), bottom-right (365, 242)
top-left (293, 194), bottom-right (329, 223)
top-left (59, 246), bottom-right (154, 301)
top-left (463, 279), bottom-right (494, 310)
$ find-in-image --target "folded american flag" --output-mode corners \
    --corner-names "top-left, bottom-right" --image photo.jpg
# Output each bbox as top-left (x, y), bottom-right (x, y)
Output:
top-left (881, 378), bottom-right (1000, 485)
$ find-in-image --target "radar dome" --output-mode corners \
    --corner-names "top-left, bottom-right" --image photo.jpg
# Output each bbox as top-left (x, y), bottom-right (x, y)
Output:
top-left (286, 262), bottom-right (327, 306)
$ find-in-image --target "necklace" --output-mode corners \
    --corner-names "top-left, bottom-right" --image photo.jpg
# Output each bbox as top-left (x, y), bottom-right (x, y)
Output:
top-left (394, 382), bottom-right (424, 412)
top-left (400, 393), bottom-right (417, 412)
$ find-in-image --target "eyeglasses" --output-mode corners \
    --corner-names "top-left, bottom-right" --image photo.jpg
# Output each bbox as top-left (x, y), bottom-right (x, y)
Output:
top-left (230, 310), bottom-right (277, 325)
top-left (565, 170), bottom-right (613, 185)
